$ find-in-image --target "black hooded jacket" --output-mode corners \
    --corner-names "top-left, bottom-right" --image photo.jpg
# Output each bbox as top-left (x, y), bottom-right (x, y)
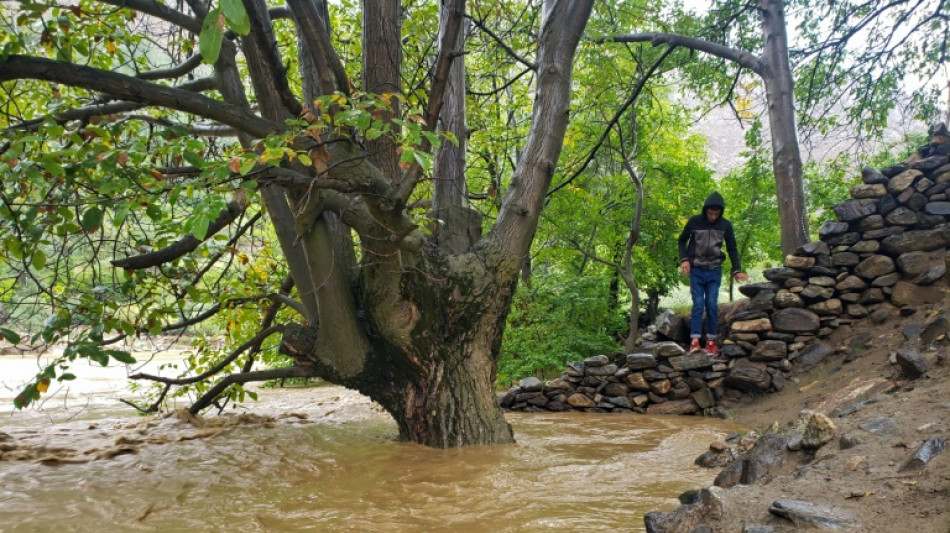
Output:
top-left (677, 192), bottom-right (742, 273)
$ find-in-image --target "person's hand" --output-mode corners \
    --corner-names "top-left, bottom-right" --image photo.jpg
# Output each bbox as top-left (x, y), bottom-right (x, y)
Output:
top-left (733, 271), bottom-right (748, 282)
top-left (679, 261), bottom-right (690, 276)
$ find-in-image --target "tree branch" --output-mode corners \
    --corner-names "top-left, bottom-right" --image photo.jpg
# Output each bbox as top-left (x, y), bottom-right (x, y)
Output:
top-left (188, 365), bottom-right (317, 414)
top-left (603, 32), bottom-right (766, 75)
top-left (0, 56), bottom-right (280, 138)
top-left (468, 15), bottom-right (537, 71)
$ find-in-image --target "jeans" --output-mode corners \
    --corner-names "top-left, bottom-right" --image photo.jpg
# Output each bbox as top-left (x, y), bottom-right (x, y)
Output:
top-left (689, 267), bottom-right (722, 339)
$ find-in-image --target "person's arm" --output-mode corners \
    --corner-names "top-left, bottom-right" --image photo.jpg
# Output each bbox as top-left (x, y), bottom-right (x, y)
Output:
top-left (724, 222), bottom-right (747, 280)
top-left (678, 220), bottom-right (692, 276)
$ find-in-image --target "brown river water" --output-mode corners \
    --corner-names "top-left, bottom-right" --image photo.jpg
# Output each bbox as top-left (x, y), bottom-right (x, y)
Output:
top-left (0, 352), bottom-right (742, 532)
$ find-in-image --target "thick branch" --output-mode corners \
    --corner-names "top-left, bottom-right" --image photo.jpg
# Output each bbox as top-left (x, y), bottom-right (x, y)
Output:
top-left (0, 56), bottom-right (280, 138)
top-left (188, 366), bottom-right (317, 414)
top-left (604, 32), bottom-right (766, 75)
top-left (112, 198), bottom-right (246, 269)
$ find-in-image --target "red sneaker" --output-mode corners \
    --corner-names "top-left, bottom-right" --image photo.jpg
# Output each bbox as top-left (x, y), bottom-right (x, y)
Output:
top-left (689, 338), bottom-right (701, 352)
top-left (705, 340), bottom-right (718, 355)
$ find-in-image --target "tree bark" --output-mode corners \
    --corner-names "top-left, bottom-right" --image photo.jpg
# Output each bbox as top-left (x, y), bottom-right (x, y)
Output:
top-left (759, 0), bottom-right (809, 254)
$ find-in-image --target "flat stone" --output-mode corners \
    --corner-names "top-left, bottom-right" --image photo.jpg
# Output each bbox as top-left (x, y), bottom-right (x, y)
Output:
top-left (887, 168), bottom-right (923, 194)
top-left (856, 214), bottom-right (885, 232)
top-left (796, 241), bottom-right (831, 256)
top-left (725, 360), bottom-right (772, 393)
top-left (850, 183), bottom-right (887, 198)
top-left (925, 201), bottom-right (950, 215)
top-left (750, 340), bottom-right (788, 362)
top-left (798, 342), bottom-right (834, 367)
top-left (667, 352), bottom-right (715, 371)
top-left (861, 166), bottom-right (888, 184)
top-left (784, 255), bottom-right (815, 269)
top-left (772, 308), bottom-right (820, 333)
top-left (882, 227), bottom-right (950, 254)
top-left (886, 206), bottom-right (920, 226)
top-left (858, 417), bottom-right (901, 436)
top-left (896, 250), bottom-right (946, 279)
top-left (832, 252), bottom-right (860, 267)
top-left (584, 355), bottom-right (609, 367)
top-left (826, 231), bottom-right (861, 246)
top-left (818, 220), bottom-right (850, 238)
top-left (645, 398), bottom-right (699, 415)
top-left (834, 198), bottom-right (878, 221)
top-left (809, 298), bottom-right (843, 316)
top-left (566, 393), bottom-right (596, 408)
top-left (653, 341), bottom-right (686, 358)
top-left (850, 240), bottom-right (881, 253)
top-left (892, 281), bottom-right (946, 306)
top-left (691, 388), bottom-right (716, 409)
top-left (871, 272), bottom-right (901, 287)
top-left (855, 255), bottom-right (896, 279)
top-left (921, 313), bottom-right (950, 344)
top-left (836, 275), bottom-right (868, 291)
top-left (565, 361), bottom-right (584, 376)
top-left (738, 281), bottom-right (780, 298)
top-left (626, 353), bottom-right (658, 370)
top-left (603, 382), bottom-right (629, 397)
top-left (625, 372), bottom-right (650, 391)
top-left (763, 267), bottom-right (804, 281)
top-left (585, 364), bottom-right (618, 377)
top-left (882, 162), bottom-right (909, 177)
top-left (768, 499), bottom-right (852, 529)
top-left (731, 318), bottom-right (773, 333)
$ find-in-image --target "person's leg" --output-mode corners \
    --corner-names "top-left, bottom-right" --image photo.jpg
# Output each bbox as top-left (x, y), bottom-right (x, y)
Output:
top-left (704, 268), bottom-right (723, 340)
top-left (689, 270), bottom-right (706, 341)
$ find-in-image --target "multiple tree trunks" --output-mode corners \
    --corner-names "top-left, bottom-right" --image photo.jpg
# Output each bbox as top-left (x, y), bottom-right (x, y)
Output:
top-left (503, 125), bottom-right (950, 415)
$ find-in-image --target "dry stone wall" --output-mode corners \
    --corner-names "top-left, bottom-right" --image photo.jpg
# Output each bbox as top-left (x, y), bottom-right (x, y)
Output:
top-left (501, 124), bottom-right (950, 416)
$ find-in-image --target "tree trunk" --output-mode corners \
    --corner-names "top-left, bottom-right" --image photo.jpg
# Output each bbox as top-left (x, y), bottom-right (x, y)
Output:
top-left (759, 0), bottom-right (809, 255)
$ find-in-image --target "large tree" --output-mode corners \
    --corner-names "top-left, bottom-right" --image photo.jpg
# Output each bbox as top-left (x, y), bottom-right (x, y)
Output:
top-left (0, 0), bottom-right (593, 447)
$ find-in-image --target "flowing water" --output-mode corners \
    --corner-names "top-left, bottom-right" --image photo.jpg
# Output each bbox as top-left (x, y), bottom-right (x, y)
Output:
top-left (0, 352), bottom-right (742, 532)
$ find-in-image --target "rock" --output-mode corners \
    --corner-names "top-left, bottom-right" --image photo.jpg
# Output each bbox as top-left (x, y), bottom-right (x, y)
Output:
top-left (585, 364), bottom-right (618, 377)
top-left (839, 433), bottom-right (862, 449)
top-left (891, 281), bottom-right (946, 306)
top-left (832, 251), bottom-right (860, 267)
top-left (626, 353), bottom-right (659, 370)
top-left (626, 373), bottom-right (651, 391)
top-left (925, 201), bottom-right (950, 215)
top-left (724, 360), bottom-right (773, 393)
top-left (518, 376), bottom-right (543, 392)
top-left (750, 340), bottom-right (787, 362)
top-left (797, 342), bottom-right (834, 367)
top-left (645, 398), bottom-right (699, 415)
top-left (882, 227), bottom-right (950, 254)
top-left (566, 393), bottom-right (596, 408)
top-left (888, 168), bottom-right (923, 194)
top-left (762, 267), bottom-right (804, 281)
top-left (900, 436), bottom-right (947, 471)
top-left (861, 166), bottom-right (888, 184)
top-left (871, 271), bottom-right (902, 287)
top-left (819, 220), bottom-right (851, 238)
top-left (631, 394), bottom-right (649, 407)
top-left (678, 489), bottom-right (703, 505)
top-left (650, 379), bottom-right (671, 395)
top-left (742, 434), bottom-right (789, 484)
top-left (921, 312), bottom-right (950, 344)
top-left (886, 206), bottom-right (920, 226)
top-left (584, 355), bottom-right (609, 367)
top-left (859, 417), bottom-right (901, 436)
top-left (834, 198), bottom-right (878, 221)
top-left (691, 388), bottom-right (716, 409)
top-left (742, 526), bottom-right (775, 533)
top-left (827, 231), bottom-right (861, 246)
top-left (784, 255), bottom-right (815, 269)
top-left (799, 410), bottom-right (836, 449)
top-left (896, 250), bottom-right (947, 282)
top-left (603, 382), bottom-right (628, 397)
top-left (768, 499), bottom-right (852, 529)
top-left (809, 298), bottom-right (843, 316)
top-left (836, 275), bottom-right (868, 291)
top-left (607, 396), bottom-right (633, 409)
top-left (668, 352), bottom-right (715, 371)
top-left (731, 318), bottom-right (772, 333)
top-left (896, 347), bottom-right (929, 378)
top-left (854, 255), bottom-right (896, 279)
top-left (738, 281), bottom-right (781, 298)
top-left (565, 361), bottom-right (584, 376)
top-left (654, 341), bottom-right (687, 358)
top-left (655, 310), bottom-right (685, 340)
top-left (772, 308), bottom-right (820, 333)
top-left (851, 183), bottom-right (887, 198)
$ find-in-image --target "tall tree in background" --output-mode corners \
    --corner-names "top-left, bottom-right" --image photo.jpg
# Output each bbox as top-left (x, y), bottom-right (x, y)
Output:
top-left (0, 0), bottom-right (593, 447)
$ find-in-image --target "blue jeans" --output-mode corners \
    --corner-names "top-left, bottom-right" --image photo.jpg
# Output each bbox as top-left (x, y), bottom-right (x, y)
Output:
top-left (689, 267), bottom-right (722, 339)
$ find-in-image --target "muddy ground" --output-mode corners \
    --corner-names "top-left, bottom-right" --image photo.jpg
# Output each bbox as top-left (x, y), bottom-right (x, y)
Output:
top-left (674, 284), bottom-right (950, 532)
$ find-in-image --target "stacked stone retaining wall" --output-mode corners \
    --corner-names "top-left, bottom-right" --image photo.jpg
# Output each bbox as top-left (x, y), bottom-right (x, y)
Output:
top-left (501, 124), bottom-right (950, 415)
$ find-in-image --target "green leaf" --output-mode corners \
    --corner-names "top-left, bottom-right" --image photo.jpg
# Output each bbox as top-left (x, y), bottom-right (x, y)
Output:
top-left (108, 350), bottom-right (136, 364)
top-left (182, 150), bottom-right (207, 169)
top-left (192, 214), bottom-right (210, 240)
top-left (0, 327), bottom-right (21, 344)
top-left (221, 0), bottom-right (250, 35)
top-left (81, 206), bottom-right (103, 233)
top-left (32, 249), bottom-right (46, 270)
top-left (199, 8), bottom-right (224, 64)
top-left (59, 373), bottom-right (77, 381)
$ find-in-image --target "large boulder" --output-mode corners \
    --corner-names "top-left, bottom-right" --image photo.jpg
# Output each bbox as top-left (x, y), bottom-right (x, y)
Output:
top-left (882, 227), bottom-right (950, 254)
top-left (896, 250), bottom-right (947, 285)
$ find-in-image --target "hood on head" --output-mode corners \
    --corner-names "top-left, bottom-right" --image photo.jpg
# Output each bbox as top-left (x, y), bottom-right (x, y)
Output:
top-left (702, 192), bottom-right (725, 215)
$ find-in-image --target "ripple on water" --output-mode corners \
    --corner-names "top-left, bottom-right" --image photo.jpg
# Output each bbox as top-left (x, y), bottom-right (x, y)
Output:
top-left (0, 381), bottom-right (741, 533)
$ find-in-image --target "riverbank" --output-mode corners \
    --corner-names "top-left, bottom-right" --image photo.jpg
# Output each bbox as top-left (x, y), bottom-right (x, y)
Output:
top-left (647, 286), bottom-right (950, 532)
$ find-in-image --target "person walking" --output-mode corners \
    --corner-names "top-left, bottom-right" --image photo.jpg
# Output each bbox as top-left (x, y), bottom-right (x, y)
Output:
top-left (678, 192), bottom-right (748, 355)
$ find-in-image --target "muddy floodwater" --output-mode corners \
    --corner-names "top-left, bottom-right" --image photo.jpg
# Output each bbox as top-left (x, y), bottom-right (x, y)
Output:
top-left (0, 352), bottom-right (742, 532)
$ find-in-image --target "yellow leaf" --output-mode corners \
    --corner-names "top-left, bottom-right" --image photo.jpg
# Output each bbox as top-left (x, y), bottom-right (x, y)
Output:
top-left (37, 378), bottom-right (50, 393)
top-left (105, 39), bottom-right (117, 54)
